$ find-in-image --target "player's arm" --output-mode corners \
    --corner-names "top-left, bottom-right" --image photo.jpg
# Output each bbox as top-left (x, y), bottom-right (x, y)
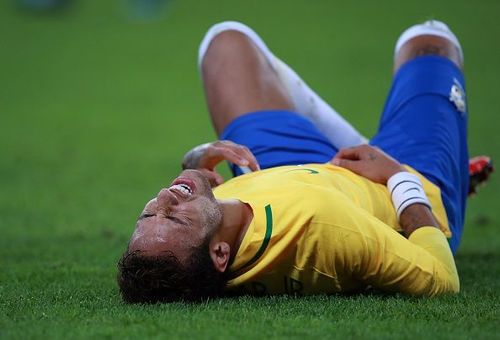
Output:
top-left (331, 144), bottom-right (434, 237)
top-left (182, 140), bottom-right (260, 187)
top-left (331, 145), bottom-right (459, 295)
top-left (333, 200), bottom-right (459, 296)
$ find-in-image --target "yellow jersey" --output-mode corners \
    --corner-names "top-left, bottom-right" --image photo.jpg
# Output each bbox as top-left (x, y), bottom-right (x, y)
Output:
top-left (213, 163), bottom-right (459, 296)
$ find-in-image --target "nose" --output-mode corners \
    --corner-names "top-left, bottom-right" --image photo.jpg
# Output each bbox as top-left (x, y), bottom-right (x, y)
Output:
top-left (156, 188), bottom-right (179, 212)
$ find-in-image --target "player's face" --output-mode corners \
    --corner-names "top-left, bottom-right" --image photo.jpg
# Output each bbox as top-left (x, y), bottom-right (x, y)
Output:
top-left (128, 170), bottom-right (222, 263)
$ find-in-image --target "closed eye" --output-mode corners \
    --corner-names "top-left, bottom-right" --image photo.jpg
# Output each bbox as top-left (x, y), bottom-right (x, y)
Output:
top-left (138, 212), bottom-right (189, 226)
top-left (167, 215), bottom-right (189, 226)
top-left (138, 213), bottom-right (155, 220)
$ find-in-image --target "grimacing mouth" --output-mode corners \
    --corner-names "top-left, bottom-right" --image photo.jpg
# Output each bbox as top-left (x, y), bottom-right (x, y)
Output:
top-left (168, 183), bottom-right (193, 199)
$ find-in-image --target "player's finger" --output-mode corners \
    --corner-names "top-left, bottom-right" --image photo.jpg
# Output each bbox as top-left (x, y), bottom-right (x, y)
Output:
top-left (212, 171), bottom-right (225, 186)
top-left (210, 142), bottom-right (259, 171)
top-left (216, 147), bottom-right (250, 167)
top-left (201, 147), bottom-right (224, 169)
top-left (219, 143), bottom-right (259, 170)
top-left (333, 146), bottom-right (363, 161)
top-left (199, 169), bottom-right (225, 187)
top-left (330, 158), bottom-right (364, 174)
top-left (235, 145), bottom-right (260, 171)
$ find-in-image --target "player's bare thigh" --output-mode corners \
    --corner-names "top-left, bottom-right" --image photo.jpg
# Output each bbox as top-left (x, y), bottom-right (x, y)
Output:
top-left (201, 30), bottom-right (294, 136)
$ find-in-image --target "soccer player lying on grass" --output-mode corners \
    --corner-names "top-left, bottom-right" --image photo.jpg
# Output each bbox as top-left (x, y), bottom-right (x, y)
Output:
top-left (118, 20), bottom-right (481, 303)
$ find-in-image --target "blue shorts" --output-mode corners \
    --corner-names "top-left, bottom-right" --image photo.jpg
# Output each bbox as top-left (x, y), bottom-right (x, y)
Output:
top-left (221, 110), bottom-right (338, 175)
top-left (221, 56), bottom-right (468, 254)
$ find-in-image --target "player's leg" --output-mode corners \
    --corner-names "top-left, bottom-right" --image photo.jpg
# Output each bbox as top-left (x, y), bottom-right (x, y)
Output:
top-left (199, 22), bottom-right (338, 175)
top-left (370, 20), bottom-right (468, 254)
top-left (199, 21), bottom-right (367, 149)
top-left (200, 28), bottom-right (293, 136)
top-left (394, 22), bottom-right (493, 197)
top-left (393, 21), bottom-right (462, 73)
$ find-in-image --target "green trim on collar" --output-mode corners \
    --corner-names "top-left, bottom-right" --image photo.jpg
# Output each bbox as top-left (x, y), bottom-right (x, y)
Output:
top-left (229, 204), bottom-right (273, 279)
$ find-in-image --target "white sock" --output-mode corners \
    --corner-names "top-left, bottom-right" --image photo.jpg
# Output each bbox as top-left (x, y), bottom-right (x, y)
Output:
top-left (395, 20), bottom-right (463, 61)
top-left (272, 58), bottom-right (368, 148)
top-left (198, 21), bottom-right (368, 149)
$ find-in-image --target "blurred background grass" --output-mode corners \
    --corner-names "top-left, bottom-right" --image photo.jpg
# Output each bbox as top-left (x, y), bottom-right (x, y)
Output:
top-left (1, 0), bottom-right (499, 338)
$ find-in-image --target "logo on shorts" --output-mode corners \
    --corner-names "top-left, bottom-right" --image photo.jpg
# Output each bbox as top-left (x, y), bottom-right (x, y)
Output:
top-left (449, 78), bottom-right (466, 114)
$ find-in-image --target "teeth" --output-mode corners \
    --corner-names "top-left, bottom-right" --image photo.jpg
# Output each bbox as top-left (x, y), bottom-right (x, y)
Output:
top-left (179, 184), bottom-right (193, 194)
top-left (169, 184), bottom-right (192, 195)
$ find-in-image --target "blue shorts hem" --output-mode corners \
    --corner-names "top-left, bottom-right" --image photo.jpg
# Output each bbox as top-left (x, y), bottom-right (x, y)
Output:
top-left (220, 110), bottom-right (337, 176)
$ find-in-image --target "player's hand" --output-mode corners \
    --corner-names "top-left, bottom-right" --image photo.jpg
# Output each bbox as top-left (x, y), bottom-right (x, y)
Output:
top-left (182, 140), bottom-right (260, 186)
top-left (330, 144), bottom-right (405, 184)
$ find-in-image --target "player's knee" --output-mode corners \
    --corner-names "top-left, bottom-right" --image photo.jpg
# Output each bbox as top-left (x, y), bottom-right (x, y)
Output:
top-left (200, 30), bottom-right (255, 73)
top-left (210, 30), bottom-right (253, 55)
top-left (394, 35), bottom-right (463, 73)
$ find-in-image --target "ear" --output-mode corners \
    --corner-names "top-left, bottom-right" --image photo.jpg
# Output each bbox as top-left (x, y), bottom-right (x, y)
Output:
top-left (209, 241), bottom-right (231, 273)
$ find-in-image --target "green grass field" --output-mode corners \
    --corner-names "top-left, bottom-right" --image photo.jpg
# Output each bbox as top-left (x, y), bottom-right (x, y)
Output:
top-left (1, 0), bottom-right (499, 338)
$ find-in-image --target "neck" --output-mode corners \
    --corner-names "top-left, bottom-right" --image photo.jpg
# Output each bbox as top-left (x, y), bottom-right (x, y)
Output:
top-left (214, 199), bottom-right (253, 260)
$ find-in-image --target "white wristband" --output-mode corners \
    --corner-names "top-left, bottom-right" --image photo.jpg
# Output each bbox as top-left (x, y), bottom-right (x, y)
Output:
top-left (387, 172), bottom-right (431, 220)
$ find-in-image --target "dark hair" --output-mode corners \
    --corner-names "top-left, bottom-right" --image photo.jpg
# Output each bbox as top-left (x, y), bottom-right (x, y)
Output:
top-left (117, 240), bottom-right (228, 303)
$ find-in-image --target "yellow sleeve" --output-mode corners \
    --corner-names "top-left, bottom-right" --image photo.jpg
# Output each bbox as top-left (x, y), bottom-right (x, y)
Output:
top-left (357, 222), bottom-right (460, 296)
top-left (406, 227), bottom-right (460, 295)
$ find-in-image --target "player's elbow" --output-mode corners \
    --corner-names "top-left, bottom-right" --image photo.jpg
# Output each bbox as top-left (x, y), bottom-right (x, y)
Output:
top-left (447, 272), bottom-right (460, 294)
top-left (442, 261), bottom-right (460, 294)
top-left (430, 269), bottom-right (460, 296)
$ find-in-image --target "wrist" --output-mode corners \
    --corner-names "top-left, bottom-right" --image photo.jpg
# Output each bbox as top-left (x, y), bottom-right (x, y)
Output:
top-left (182, 143), bottom-right (210, 169)
top-left (399, 204), bottom-right (439, 237)
top-left (387, 171), bottom-right (431, 220)
top-left (384, 165), bottom-right (407, 184)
